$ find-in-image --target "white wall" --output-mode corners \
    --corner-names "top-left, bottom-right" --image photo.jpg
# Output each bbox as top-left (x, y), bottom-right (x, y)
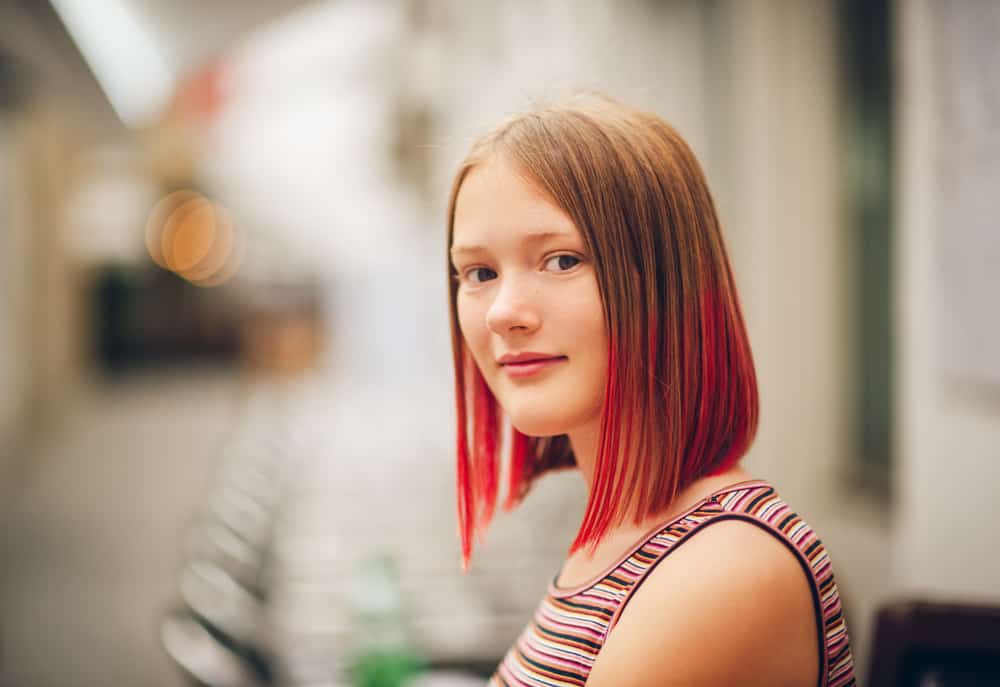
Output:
top-left (893, 0), bottom-right (1000, 600)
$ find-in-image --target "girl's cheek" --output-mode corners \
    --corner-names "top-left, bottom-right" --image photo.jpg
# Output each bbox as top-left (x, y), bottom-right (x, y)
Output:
top-left (467, 301), bottom-right (487, 330)
top-left (457, 303), bottom-right (485, 343)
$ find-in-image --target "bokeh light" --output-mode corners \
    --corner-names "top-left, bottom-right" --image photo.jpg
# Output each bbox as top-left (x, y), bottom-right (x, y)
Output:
top-left (145, 190), bottom-right (244, 287)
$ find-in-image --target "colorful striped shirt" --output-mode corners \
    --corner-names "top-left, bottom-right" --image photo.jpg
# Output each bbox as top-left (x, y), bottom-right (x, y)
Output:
top-left (488, 480), bottom-right (856, 686)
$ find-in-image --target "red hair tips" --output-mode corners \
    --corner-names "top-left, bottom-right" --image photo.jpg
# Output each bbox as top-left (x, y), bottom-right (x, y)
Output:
top-left (455, 351), bottom-right (502, 571)
top-left (505, 428), bottom-right (532, 511)
top-left (570, 343), bottom-right (629, 556)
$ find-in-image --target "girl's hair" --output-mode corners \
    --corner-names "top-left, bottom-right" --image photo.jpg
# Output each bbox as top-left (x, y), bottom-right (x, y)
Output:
top-left (446, 93), bottom-right (758, 571)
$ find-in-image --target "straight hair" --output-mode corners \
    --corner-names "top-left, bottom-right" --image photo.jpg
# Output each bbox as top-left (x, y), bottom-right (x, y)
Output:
top-left (446, 93), bottom-right (758, 571)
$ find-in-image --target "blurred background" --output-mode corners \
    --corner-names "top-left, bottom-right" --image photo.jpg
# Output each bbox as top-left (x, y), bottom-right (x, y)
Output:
top-left (0, 0), bottom-right (997, 685)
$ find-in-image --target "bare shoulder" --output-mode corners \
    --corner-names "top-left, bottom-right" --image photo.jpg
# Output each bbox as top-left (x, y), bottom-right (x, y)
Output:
top-left (586, 519), bottom-right (820, 687)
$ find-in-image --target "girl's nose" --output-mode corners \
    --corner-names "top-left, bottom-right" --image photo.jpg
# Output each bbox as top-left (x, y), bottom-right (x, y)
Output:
top-left (485, 276), bottom-right (541, 335)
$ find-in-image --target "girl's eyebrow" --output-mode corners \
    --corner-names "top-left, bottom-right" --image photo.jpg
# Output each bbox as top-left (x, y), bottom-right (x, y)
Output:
top-left (450, 230), bottom-right (577, 258)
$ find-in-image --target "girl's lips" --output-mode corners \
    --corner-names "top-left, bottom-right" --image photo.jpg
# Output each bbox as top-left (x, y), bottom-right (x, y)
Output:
top-left (502, 356), bottom-right (567, 378)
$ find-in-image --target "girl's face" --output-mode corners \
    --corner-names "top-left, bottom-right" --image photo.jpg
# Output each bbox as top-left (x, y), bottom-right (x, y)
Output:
top-left (451, 156), bottom-right (609, 437)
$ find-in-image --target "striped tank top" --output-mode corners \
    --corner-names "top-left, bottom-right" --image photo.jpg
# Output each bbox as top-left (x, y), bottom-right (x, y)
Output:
top-left (488, 480), bottom-right (856, 686)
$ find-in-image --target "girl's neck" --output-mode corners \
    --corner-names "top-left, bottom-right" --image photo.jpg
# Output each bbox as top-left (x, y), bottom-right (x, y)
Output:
top-left (567, 418), bottom-right (754, 529)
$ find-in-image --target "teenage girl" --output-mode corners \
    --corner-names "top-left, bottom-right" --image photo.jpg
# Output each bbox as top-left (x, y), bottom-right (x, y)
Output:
top-left (445, 93), bottom-right (857, 686)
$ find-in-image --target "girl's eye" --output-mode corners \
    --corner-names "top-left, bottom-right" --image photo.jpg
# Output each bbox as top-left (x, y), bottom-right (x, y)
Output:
top-left (465, 267), bottom-right (497, 284)
top-left (545, 254), bottom-right (582, 272)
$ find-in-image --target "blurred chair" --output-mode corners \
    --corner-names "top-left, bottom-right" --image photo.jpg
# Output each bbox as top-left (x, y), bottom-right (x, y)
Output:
top-left (866, 599), bottom-right (1000, 686)
top-left (162, 389), bottom-right (292, 686)
top-left (162, 608), bottom-right (270, 687)
top-left (164, 381), bottom-right (499, 686)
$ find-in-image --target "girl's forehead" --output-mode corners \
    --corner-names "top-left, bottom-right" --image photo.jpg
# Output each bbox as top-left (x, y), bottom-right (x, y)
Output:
top-left (460, 155), bottom-right (537, 201)
top-left (452, 160), bottom-right (580, 251)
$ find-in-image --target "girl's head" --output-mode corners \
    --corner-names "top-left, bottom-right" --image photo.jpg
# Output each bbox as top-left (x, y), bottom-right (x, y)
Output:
top-left (447, 93), bottom-right (758, 570)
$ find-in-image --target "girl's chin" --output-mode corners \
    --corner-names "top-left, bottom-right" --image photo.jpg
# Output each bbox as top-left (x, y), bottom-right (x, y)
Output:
top-left (506, 413), bottom-right (574, 438)
top-left (498, 389), bottom-right (592, 435)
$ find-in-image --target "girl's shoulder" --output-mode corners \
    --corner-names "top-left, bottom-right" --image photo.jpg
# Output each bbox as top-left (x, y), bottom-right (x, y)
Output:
top-left (586, 516), bottom-right (822, 686)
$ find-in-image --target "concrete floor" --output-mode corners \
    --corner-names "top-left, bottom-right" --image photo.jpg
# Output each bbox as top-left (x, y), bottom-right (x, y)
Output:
top-left (0, 366), bottom-right (246, 687)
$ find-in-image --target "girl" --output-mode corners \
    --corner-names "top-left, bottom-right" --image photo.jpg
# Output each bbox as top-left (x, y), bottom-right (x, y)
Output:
top-left (446, 93), bottom-right (856, 686)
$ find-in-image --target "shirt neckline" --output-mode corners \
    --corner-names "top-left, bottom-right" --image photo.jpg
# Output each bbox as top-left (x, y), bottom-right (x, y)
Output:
top-left (548, 479), bottom-right (772, 598)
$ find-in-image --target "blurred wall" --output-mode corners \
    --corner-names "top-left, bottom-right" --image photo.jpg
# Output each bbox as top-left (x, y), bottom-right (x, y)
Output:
top-left (0, 114), bottom-right (33, 459)
top-left (0, 106), bottom-right (90, 452)
top-left (893, 0), bottom-right (1000, 599)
